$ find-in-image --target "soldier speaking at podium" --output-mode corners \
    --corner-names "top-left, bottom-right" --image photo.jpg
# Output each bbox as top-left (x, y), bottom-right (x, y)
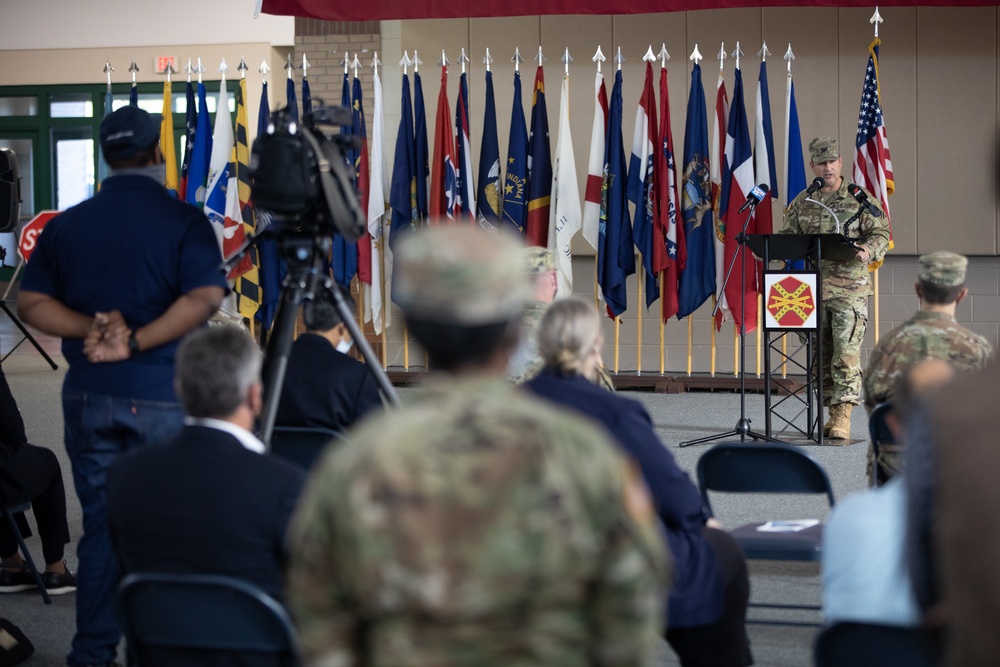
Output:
top-left (780, 137), bottom-right (890, 440)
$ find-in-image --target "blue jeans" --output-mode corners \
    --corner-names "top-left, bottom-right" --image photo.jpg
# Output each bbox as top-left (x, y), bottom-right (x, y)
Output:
top-left (62, 389), bottom-right (184, 667)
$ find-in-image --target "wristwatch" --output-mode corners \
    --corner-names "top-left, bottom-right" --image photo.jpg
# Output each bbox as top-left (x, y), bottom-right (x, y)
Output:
top-left (128, 332), bottom-right (140, 358)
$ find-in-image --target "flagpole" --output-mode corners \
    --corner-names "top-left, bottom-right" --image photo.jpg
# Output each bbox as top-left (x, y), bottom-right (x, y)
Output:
top-left (684, 45), bottom-right (702, 378)
top-left (687, 316), bottom-right (693, 376)
top-left (711, 44), bottom-right (726, 378)
top-left (658, 43), bottom-right (670, 376)
top-left (710, 299), bottom-right (717, 376)
top-left (870, 6), bottom-right (884, 343)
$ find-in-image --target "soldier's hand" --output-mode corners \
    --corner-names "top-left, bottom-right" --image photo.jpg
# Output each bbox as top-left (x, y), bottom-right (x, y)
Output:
top-left (856, 247), bottom-right (871, 263)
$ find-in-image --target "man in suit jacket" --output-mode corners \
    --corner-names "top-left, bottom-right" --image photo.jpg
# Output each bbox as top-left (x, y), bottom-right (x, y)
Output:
top-left (107, 326), bottom-right (305, 665)
top-left (274, 288), bottom-right (382, 433)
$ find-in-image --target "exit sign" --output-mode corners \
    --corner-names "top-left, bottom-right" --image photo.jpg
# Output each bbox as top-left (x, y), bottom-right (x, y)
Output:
top-left (155, 56), bottom-right (178, 75)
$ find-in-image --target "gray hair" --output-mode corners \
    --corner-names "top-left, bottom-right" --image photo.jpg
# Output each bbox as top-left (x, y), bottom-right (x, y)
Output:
top-left (537, 296), bottom-right (601, 376)
top-left (175, 325), bottom-right (261, 419)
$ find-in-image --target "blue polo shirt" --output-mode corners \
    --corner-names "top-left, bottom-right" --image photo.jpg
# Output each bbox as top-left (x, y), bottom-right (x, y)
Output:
top-left (21, 174), bottom-right (228, 402)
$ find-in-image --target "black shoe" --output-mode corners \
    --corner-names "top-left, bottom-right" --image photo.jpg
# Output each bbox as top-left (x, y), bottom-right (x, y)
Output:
top-left (41, 567), bottom-right (76, 595)
top-left (0, 565), bottom-right (35, 593)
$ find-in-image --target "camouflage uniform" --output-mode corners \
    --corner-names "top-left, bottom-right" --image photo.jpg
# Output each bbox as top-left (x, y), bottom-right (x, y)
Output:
top-left (863, 251), bottom-right (994, 481)
top-left (288, 227), bottom-right (668, 667)
top-left (509, 247), bottom-right (616, 390)
top-left (780, 144), bottom-right (890, 407)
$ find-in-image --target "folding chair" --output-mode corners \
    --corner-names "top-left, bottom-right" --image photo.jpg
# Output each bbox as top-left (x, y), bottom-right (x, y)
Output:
top-left (0, 493), bottom-right (51, 604)
top-left (697, 441), bottom-right (835, 626)
top-left (868, 402), bottom-right (898, 487)
top-left (116, 572), bottom-right (302, 666)
top-left (269, 426), bottom-right (341, 471)
top-left (814, 622), bottom-right (939, 667)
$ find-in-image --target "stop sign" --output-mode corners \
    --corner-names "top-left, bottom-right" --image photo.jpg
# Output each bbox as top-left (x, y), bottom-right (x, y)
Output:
top-left (19, 210), bottom-right (58, 262)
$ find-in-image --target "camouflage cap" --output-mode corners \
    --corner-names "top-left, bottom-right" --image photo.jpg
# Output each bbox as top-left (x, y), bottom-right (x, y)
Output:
top-left (918, 251), bottom-right (968, 287)
top-left (809, 137), bottom-right (840, 164)
top-left (523, 246), bottom-right (555, 274)
top-left (393, 226), bottom-right (530, 325)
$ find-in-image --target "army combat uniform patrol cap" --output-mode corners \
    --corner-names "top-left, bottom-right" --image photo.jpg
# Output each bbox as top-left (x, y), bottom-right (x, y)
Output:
top-left (809, 137), bottom-right (840, 163)
top-left (522, 246), bottom-right (555, 274)
top-left (393, 226), bottom-right (531, 326)
top-left (919, 251), bottom-right (968, 287)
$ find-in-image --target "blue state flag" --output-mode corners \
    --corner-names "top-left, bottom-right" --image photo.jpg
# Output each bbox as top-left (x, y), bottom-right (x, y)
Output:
top-left (331, 72), bottom-right (358, 289)
top-left (677, 63), bottom-right (716, 319)
top-left (129, 81), bottom-right (138, 107)
top-left (476, 70), bottom-right (501, 231)
top-left (184, 81), bottom-right (212, 207)
top-left (598, 70), bottom-right (635, 318)
top-left (784, 77), bottom-right (806, 208)
top-left (413, 71), bottom-right (430, 220)
top-left (286, 77), bottom-right (299, 123)
top-left (179, 81), bottom-right (196, 198)
top-left (96, 88), bottom-right (113, 188)
top-left (302, 76), bottom-right (313, 119)
top-left (502, 71), bottom-right (528, 234)
top-left (255, 81), bottom-right (284, 332)
top-left (390, 72), bottom-right (416, 249)
top-left (525, 67), bottom-right (552, 246)
top-left (455, 72), bottom-right (476, 221)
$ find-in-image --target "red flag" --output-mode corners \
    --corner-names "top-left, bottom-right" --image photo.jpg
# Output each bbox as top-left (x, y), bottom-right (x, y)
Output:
top-left (429, 66), bottom-right (458, 221)
top-left (711, 72), bottom-right (729, 327)
top-left (352, 75), bottom-right (372, 284)
top-left (582, 71), bottom-right (608, 250)
top-left (657, 66), bottom-right (684, 321)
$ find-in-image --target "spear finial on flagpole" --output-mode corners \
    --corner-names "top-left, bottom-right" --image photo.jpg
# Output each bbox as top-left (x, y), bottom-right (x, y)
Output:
top-left (164, 61), bottom-right (176, 83)
top-left (870, 6), bottom-right (883, 38)
top-left (285, 53), bottom-right (295, 80)
top-left (562, 47), bottom-right (572, 76)
top-left (340, 53), bottom-right (351, 75)
top-left (731, 42), bottom-right (744, 70)
top-left (592, 45), bottom-right (606, 74)
top-left (370, 51), bottom-right (381, 75)
top-left (129, 58), bottom-right (139, 86)
top-left (512, 47), bottom-right (523, 73)
top-left (784, 43), bottom-right (795, 76)
top-left (352, 54), bottom-right (361, 78)
top-left (438, 50), bottom-right (450, 70)
top-left (104, 60), bottom-right (115, 89)
top-left (302, 53), bottom-right (311, 78)
top-left (259, 60), bottom-right (270, 83)
top-left (195, 57), bottom-right (206, 84)
top-left (400, 51), bottom-right (412, 76)
top-left (658, 43), bottom-right (670, 68)
top-left (413, 50), bottom-right (422, 73)
top-left (615, 46), bottom-right (624, 72)
top-left (218, 58), bottom-right (229, 81)
top-left (643, 45), bottom-right (656, 63)
top-left (535, 46), bottom-right (546, 66)
top-left (458, 48), bottom-right (469, 74)
top-left (483, 47), bottom-right (493, 73)
top-left (758, 41), bottom-right (771, 62)
top-left (717, 43), bottom-right (727, 72)
top-left (238, 57), bottom-right (248, 80)
top-left (690, 44), bottom-right (703, 65)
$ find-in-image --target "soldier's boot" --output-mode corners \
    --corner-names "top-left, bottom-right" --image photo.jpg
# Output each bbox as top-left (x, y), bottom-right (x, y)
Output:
top-left (826, 403), bottom-right (853, 441)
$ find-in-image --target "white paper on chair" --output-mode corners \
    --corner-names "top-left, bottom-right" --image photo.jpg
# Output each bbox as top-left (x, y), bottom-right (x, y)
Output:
top-left (756, 519), bottom-right (820, 532)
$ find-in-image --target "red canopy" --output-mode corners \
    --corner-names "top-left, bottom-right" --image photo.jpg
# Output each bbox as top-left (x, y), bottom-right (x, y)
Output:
top-left (262, 0), bottom-right (996, 21)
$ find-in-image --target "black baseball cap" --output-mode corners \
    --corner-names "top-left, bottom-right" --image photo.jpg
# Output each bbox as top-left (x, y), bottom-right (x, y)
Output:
top-left (99, 106), bottom-right (162, 160)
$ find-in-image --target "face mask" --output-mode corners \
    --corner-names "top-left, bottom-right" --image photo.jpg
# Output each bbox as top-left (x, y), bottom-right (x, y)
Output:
top-left (336, 338), bottom-right (354, 354)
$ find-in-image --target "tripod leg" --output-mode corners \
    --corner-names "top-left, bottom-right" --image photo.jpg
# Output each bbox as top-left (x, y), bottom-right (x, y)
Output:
top-left (0, 303), bottom-right (58, 370)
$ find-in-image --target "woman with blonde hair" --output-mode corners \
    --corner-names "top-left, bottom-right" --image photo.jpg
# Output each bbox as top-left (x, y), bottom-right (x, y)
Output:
top-left (525, 296), bottom-right (752, 667)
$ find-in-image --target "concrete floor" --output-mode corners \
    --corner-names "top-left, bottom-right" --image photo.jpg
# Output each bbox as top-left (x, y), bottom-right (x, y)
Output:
top-left (1, 327), bottom-right (872, 667)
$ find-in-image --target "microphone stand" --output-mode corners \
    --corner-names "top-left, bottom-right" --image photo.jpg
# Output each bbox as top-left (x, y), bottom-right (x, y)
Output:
top-left (680, 196), bottom-right (785, 447)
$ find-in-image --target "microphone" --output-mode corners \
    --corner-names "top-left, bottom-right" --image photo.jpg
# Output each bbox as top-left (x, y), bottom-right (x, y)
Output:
top-left (847, 183), bottom-right (882, 218)
top-left (805, 177), bottom-right (824, 196)
top-left (737, 183), bottom-right (770, 214)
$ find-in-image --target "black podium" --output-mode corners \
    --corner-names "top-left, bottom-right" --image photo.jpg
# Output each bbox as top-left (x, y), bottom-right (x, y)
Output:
top-left (745, 233), bottom-right (860, 444)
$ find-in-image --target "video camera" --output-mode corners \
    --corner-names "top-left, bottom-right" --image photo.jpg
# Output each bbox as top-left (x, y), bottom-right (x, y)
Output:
top-left (249, 104), bottom-right (365, 243)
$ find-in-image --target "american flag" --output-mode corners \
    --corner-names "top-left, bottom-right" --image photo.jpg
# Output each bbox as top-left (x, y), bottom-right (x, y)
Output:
top-left (853, 38), bottom-right (894, 246)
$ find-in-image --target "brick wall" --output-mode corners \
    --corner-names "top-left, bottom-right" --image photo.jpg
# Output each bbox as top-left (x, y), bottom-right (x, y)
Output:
top-left (292, 19), bottom-right (381, 118)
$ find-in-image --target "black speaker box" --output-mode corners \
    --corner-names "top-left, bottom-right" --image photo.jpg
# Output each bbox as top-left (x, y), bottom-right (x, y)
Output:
top-left (0, 147), bottom-right (21, 234)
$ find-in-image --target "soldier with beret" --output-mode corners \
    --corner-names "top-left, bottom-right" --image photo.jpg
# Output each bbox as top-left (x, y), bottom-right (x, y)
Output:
top-left (781, 137), bottom-right (891, 440)
top-left (287, 226), bottom-right (669, 667)
top-left (863, 251), bottom-right (994, 482)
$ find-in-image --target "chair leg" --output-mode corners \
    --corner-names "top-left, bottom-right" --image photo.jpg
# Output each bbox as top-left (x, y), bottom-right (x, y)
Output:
top-left (3, 508), bottom-right (52, 605)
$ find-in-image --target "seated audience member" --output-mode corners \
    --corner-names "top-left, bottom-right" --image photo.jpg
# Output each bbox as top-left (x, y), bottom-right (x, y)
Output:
top-left (524, 296), bottom-right (751, 667)
top-left (0, 366), bottom-right (75, 595)
top-left (824, 360), bottom-right (955, 629)
top-left (274, 287), bottom-right (382, 432)
top-left (916, 354), bottom-right (1000, 666)
top-left (288, 228), bottom-right (668, 667)
top-left (107, 325), bottom-right (305, 603)
top-left (862, 251), bottom-right (993, 483)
